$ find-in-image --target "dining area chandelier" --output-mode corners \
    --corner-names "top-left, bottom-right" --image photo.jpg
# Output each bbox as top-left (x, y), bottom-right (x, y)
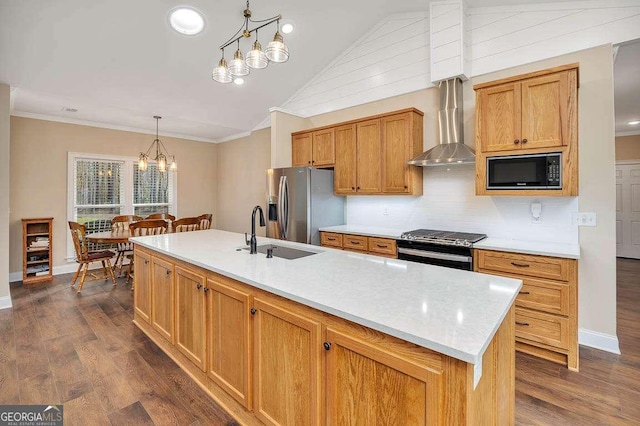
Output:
top-left (138, 116), bottom-right (177, 172)
top-left (212, 0), bottom-right (290, 84)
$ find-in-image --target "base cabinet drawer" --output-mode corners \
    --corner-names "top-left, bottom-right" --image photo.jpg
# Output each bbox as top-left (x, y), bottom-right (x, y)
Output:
top-left (515, 307), bottom-right (569, 350)
top-left (517, 277), bottom-right (569, 316)
top-left (368, 237), bottom-right (397, 256)
top-left (321, 232), bottom-right (343, 248)
top-left (476, 250), bottom-right (571, 281)
top-left (342, 234), bottom-right (368, 251)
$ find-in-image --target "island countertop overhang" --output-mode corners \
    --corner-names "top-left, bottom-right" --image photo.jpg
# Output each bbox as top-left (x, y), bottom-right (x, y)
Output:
top-left (131, 229), bottom-right (522, 365)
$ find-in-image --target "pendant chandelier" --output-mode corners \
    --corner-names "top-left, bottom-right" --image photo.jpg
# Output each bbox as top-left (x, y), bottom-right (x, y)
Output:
top-left (138, 116), bottom-right (177, 172)
top-left (212, 0), bottom-right (290, 84)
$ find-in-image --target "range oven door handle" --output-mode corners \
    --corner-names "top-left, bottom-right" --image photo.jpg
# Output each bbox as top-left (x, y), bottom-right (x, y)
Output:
top-left (397, 247), bottom-right (472, 264)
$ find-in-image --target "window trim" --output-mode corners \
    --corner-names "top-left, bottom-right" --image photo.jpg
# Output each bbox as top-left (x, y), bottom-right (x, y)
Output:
top-left (66, 152), bottom-right (178, 261)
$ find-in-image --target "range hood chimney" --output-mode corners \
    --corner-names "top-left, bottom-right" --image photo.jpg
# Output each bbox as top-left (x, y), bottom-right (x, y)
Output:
top-left (407, 78), bottom-right (475, 166)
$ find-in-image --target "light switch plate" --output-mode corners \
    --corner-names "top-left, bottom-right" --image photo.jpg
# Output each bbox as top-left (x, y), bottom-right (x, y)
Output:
top-left (573, 212), bottom-right (597, 227)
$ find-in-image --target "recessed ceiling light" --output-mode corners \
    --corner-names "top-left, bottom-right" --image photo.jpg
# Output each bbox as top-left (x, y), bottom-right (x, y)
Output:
top-left (233, 78), bottom-right (245, 86)
top-left (628, 120), bottom-right (640, 125)
top-left (281, 22), bottom-right (294, 34)
top-left (169, 7), bottom-right (205, 35)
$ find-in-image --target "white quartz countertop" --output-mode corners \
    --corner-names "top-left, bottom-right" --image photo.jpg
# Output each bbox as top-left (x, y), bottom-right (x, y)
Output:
top-left (474, 238), bottom-right (580, 259)
top-left (131, 229), bottom-right (521, 365)
top-left (319, 225), bottom-right (404, 239)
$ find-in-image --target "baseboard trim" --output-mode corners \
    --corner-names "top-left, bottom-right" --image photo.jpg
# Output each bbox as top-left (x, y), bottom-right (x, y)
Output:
top-left (9, 262), bottom-right (107, 283)
top-left (0, 296), bottom-right (12, 310)
top-left (579, 328), bottom-right (621, 354)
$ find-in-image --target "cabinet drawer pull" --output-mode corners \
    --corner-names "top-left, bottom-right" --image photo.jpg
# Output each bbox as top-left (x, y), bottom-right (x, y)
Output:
top-left (519, 291), bottom-right (530, 295)
top-left (350, 241), bottom-right (360, 245)
top-left (510, 262), bottom-right (530, 268)
top-left (327, 237), bottom-right (336, 241)
top-left (376, 244), bottom-right (388, 248)
top-left (516, 321), bottom-right (530, 326)
top-left (514, 139), bottom-right (520, 144)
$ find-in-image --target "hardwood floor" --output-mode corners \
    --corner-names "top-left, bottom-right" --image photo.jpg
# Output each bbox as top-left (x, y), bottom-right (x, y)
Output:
top-left (0, 273), bottom-right (239, 426)
top-left (0, 259), bottom-right (638, 425)
top-left (515, 258), bottom-right (640, 425)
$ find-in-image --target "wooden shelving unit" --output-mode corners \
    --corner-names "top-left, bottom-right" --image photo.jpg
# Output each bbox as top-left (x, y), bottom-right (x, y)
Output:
top-left (22, 217), bottom-right (53, 284)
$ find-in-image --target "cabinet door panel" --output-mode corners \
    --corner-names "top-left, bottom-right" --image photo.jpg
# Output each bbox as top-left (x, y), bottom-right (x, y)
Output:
top-left (326, 328), bottom-right (441, 426)
top-left (207, 277), bottom-right (251, 408)
top-left (334, 124), bottom-right (357, 195)
top-left (175, 266), bottom-right (206, 371)
top-left (478, 82), bottom-right (521, 153)
top-left (521, 71), bottom-right (567, 149)
top-left (151, 256), bottom-right (174, 343)
top-left (312, 129), bottom-right (335, 167)
top-left (253, 297), bottom-right (322, 426)
top-left (292, 133), bottom-right (312, 167)
top-left (356, 119), bottom-right (382, 193)
top-left (133, 250), bottom-right (151, 323)
top-left (381, 113), bottom-right (411, 193)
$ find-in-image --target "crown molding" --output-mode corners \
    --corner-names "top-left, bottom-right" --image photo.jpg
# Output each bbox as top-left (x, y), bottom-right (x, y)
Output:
top-left (10, 110), bottom-right (219, 143)
top-left (215, 131), bottom-right (252, 144)
top-left (615, 130), bottom-right (640, 137)
top-left (268, 107), bottom-right (308, 118)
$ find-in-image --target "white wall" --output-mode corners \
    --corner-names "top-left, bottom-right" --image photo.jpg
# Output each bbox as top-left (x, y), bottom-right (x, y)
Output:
top-left (0, 83), bottom-right (10, 309)
top-left (347, 166), bottom-right (578, 244)
top-left (282, 1), bottom-right (640, 119)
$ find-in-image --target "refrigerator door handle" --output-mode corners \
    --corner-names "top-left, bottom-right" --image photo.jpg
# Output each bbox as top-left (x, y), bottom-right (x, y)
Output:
top-left (277, 176), bottom-right (285, 238)
top-left (282, 176), bottom-right (289, 239)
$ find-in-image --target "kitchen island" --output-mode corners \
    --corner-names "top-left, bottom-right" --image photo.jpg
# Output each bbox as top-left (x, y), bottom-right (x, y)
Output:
top-left (131, 229), bottom-right (521, 425)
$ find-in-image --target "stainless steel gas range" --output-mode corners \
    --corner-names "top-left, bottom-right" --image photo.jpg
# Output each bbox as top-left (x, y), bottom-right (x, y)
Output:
top-left (396, 229), bottom-right (487, 271)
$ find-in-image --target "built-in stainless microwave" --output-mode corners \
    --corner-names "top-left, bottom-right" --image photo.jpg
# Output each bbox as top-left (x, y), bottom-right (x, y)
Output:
top-left (486, 152), bottom-right (562, 190)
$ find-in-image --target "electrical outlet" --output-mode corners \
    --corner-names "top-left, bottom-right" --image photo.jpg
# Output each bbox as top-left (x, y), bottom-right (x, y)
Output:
top-left (382, 206), bottom-right (389, 216)
top-left (573, 212), bottom-right (597, 227)
top-left (531, 202), bottom-right (542, 224)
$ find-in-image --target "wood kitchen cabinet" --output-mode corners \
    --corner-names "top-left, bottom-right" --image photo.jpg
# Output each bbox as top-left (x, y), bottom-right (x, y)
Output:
top-left (475, 249), bottom-right (578, 370)
top-left (175, 265), bottom-right (207, 371)
top-left (133, 249), bottom-right (151, 323)
top-left (320, 231), bottom-right (397, 258)
top-left (474, 64), bottom-right (579, 196)
top-left (151, 256), bottom-right (174, 343)
top-left (207, 275), bottom-right (252, 409)
top-left (325, 327), bottom-right (442, 425)
top-left (293, 108), bottom-right (424, 196)
top-left (381, 112), bottom-right (423, 194)
top-left (252, 296), bottom-right (323, 426)
top-left (292, 129), bottom-right (335, 168)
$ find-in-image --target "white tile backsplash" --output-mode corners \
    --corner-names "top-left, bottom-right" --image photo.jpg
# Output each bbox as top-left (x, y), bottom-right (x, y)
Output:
top-left (346, 165), bottom-right (578, 244)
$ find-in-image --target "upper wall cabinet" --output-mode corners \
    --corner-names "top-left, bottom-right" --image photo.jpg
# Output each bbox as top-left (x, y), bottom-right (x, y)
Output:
top-left (474, 64), bottom-right (579, 196)
top-left (292, 128), bottom-right (335, 168)
top-left (292, 108), bottom-right (424, 196)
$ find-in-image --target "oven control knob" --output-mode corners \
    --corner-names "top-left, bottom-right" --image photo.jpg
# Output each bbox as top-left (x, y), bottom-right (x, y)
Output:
top-left (454, 239), bottom-right (462, 246)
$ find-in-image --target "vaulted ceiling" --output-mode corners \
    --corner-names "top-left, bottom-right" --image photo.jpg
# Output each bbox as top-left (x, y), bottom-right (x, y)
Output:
top-left (1, 0), bottom-right (637, 141)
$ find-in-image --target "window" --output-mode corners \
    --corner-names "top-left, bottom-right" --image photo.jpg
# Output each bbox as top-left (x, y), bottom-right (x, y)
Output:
top-left (67, 152), bottom-right (177, 259)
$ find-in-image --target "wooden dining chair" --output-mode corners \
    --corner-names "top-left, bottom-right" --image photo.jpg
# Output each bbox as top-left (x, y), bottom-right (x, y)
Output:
top-left (198, 213), bottom-right (213, 230)
top-left (173, 217), bottom-right (201, 233)
top-left (111, 215), bottom-right (143, 276)
top-left (145, 213), bottom-right (176, 221)
top-left (68, 221), bottom-right (117, 293)
top-left (126, 219), bottom-right (169, 284)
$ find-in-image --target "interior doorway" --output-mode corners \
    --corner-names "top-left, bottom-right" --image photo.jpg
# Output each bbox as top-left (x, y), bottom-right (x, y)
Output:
top-left (616, 162), bottom-right (640, 259)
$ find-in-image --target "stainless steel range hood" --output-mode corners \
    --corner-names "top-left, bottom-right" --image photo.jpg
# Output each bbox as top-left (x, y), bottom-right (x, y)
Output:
top-left (407, 78), bottom-right (476, 166)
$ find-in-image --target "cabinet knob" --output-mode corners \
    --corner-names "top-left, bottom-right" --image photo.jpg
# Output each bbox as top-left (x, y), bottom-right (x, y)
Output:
top-left (250, 308), bottom-right (257, 315)
top-left (351, 187), bottom-right (355, 190)
top-left (323, 342), bottom-right (332, 351)
top-left (203, 287), bottom-right (209, 293)
top-left (144, 260), bottom-right (149, 265)
top-left (356, 186), bottom-right (360, 190)
top-left (166, 269), bottom-right (171, 275)
top-left (514, 139), bottom-right (520, 144)
top-left (404, 185), bottom-right (408, 189)
top-left (308, 161), bottom-right (311, 164)
top-left (312, 160), bottom-right (315, 164)
top-left (522, 138), bottom-right (528, 144)
top-left (196, 283), bottom-right (203, 290)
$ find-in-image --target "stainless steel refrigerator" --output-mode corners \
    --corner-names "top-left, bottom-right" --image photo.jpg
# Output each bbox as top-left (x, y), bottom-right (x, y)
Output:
top-left (266, 167), bottom-right (345, 245)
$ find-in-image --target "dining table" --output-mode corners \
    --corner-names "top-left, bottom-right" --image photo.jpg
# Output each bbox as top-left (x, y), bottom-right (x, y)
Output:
top-left (85, 229), bottom-right (132, 245)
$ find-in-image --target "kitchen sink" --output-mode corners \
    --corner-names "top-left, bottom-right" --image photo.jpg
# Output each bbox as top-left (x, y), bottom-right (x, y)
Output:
top-left (241, 244), bottom-right (318, 260)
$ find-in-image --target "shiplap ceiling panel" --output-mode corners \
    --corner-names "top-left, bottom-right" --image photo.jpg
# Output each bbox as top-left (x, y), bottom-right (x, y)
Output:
top-left (467, 12), bottom-right (520, 30)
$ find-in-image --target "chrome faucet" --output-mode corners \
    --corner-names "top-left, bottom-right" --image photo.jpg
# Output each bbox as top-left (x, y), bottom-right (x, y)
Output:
top-left (245, 205), bottom-right (265, 254)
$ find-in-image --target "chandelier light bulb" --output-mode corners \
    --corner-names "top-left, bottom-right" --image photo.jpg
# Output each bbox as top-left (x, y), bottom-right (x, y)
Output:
top-left (212, 57), bottom-right (233, 83)
top-left (138, 155), bottom-right (148, 171)
top-left (169, 157), bottom-right (178, 171)
top-left (265, 31), bottom-right (289, 63)
top-left (246, 40), bottom-right (269, 69)
top-left (229, 48), bottom-right (250, 76)
top-left (157, 154), bottom-right (167, 172)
